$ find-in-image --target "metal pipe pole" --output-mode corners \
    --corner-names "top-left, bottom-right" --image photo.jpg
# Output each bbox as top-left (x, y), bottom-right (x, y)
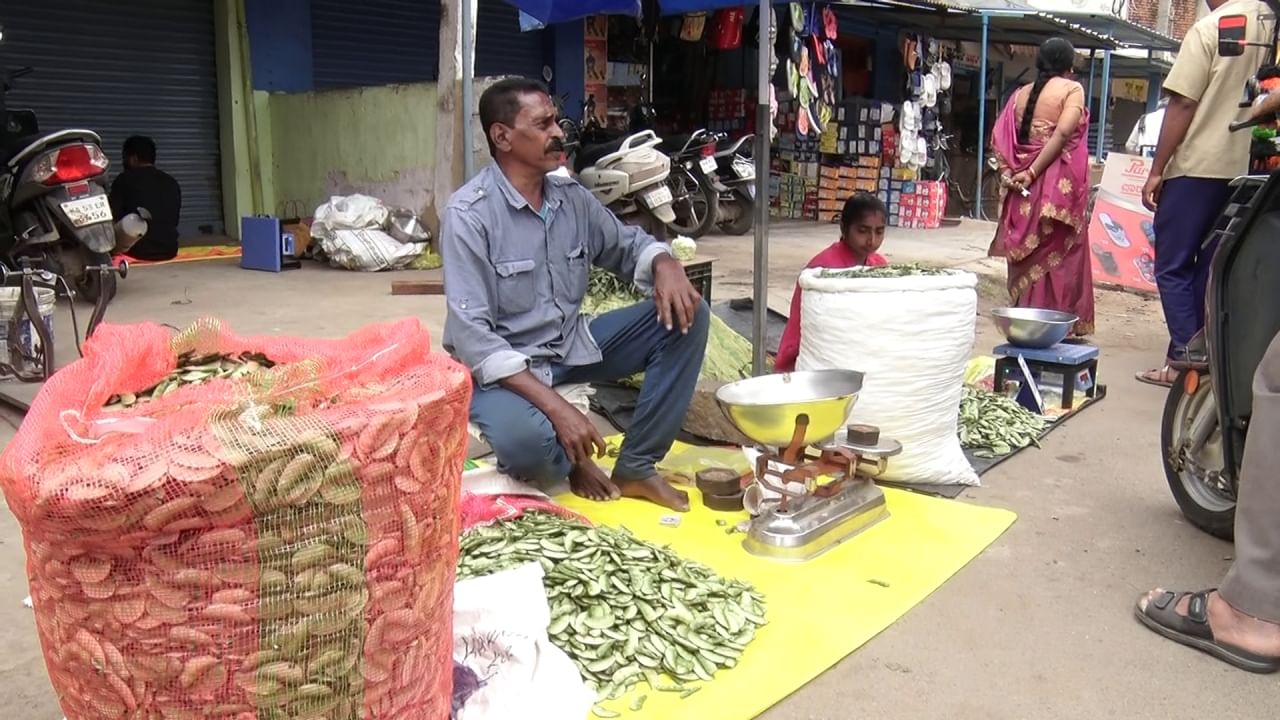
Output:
top-left (1146, 49), bottom-right (1161, 112)
top-left (1086, 50), bottom-right (1096, 112)
top-left (1098, 48), bottom-right (1112, 158)
top-left (752, 0), bottom-right (771, 376)
top-left (974, 13), bottom-right (989, 220)
top-left (461, 0), bottom-right (476, 180)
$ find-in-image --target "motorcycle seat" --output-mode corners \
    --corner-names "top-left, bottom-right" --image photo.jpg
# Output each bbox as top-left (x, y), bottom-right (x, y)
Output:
top-left (658, 134), bottom-right (694, 155)
top-left (574, 137), bottom-right (628, 173)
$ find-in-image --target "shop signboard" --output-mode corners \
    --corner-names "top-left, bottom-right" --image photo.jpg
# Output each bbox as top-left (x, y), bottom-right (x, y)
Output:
top-left (1088, 152), bottom-right (1157, 293)
top-left (1112, 78), bottom-right (1149, 103)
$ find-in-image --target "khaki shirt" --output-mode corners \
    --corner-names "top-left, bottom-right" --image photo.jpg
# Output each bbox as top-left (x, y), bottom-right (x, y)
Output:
top-left (1163, 0), bottom-right (1273, 180)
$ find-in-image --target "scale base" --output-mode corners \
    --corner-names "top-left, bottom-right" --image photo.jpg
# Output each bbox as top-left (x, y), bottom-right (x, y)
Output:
top-left (742, 479), bottom-right (888, 561)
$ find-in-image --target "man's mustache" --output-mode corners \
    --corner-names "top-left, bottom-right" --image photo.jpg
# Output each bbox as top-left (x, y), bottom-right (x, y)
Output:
top-left (546, 140), bottom-right (565, 154)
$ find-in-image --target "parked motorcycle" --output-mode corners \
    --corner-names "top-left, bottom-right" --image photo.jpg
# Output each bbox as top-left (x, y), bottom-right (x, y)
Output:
top-left (1160, 15), bottom-right (1280, 540)
top-left (712, 133), bottom-right (756, 236)
top-left (660, 129), bottom-right (721, 239)
top-left (0, 65), bottom-right (120, 303)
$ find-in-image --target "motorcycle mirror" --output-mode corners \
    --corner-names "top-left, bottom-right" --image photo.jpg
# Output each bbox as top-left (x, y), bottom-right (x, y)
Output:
top-left (1218, 15), bottom-right (1248, 57)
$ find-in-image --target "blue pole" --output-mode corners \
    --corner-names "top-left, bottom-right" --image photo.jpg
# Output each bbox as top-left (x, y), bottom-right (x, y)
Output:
top-left (1146, 50), bottom-right (1161, 112)
top-left (976, 13), bottom-right (989, 220)
top-left (1098, 49), bottom-right (1112, 158)
top-left (1086, 50), bottom-right (1096, 111)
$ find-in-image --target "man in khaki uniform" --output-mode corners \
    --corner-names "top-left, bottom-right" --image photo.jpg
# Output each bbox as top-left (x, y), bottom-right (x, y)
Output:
top-left (1137, 0), bottom-right (1273, 387)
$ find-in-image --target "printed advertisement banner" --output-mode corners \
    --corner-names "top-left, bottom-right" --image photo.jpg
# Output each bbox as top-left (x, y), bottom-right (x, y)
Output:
top-left (1088, 153), bottom-right (1157, 293)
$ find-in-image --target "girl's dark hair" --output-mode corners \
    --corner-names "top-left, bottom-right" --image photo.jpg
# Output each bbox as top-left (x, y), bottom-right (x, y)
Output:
top-left (841, 192), bottom-right (887, 231)
top-left (1019, 37), bottom-right (1077, 144)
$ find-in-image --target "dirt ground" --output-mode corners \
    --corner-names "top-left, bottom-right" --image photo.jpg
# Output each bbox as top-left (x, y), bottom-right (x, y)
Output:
top-left (0, 220), bottom-right (1276, 718)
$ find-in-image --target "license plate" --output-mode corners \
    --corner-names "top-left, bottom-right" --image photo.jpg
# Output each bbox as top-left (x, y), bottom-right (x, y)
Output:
top-left (60, 194), bottom-right (112, 228)
top-left (642, 185), bottom-right (673, 208)
top-left (699, 156), bottom-right (718, 174)
top-left (733, 160), bottom-right (755, 180)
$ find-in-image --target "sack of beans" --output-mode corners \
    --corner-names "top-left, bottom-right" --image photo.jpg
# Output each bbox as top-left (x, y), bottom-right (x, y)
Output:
top-left (0, 318), bottom-right (471, 720)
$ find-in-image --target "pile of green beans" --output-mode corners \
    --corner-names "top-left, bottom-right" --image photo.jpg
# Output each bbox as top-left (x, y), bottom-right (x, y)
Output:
top-left (456, 512), bottom-right (767, 716)
top-left (958, 386), bottom-right (1047, 458)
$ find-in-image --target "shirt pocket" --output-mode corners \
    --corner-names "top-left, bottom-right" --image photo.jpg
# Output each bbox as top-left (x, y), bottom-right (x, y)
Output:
top-left (494, 258), bottom-right (538, 314)
top-left (566, 244), bottom-right (589, 300)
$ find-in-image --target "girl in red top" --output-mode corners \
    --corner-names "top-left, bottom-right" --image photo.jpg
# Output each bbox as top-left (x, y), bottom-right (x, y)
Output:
top-left (774, 193), bottom-right (889, 372)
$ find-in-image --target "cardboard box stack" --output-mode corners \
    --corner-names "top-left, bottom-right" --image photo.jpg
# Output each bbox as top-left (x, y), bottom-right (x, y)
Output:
top-left (817, 156), bottom-right (883, 223)
top-left (831, 101), bottom-right (886, 157)
top-left (886, 179), bottom-right (947, 229)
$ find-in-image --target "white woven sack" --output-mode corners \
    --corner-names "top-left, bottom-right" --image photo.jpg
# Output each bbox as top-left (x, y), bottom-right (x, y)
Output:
top-left (797, 267), bottom-right (979, 485)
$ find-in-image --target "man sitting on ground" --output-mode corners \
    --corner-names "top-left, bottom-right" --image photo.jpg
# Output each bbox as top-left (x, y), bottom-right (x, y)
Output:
top-left (108, 135), bottom-right (182, 262)
top-left (440, 78), bottom-right (709, 512)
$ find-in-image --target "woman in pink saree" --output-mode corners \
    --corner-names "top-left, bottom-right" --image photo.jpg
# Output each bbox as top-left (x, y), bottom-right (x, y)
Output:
top-left (989, 37), bottom-right (1095, 337)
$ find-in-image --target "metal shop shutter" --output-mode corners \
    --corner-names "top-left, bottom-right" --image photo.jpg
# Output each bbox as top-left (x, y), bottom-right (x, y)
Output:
top-left (1, 0), bottom-right (224, 237)
top-left (311, 0), bottom-right (442, 89)
top-left (475, 0), bottom-right (547, 79)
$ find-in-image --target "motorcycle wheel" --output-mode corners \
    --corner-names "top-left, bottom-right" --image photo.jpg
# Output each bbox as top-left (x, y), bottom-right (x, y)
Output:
top-left (717, 192), bottom-right (754, 236)
top-left (1161, 369), bottom-right (1236, 540)
top-left (665, 168), bottom-right (719, 239)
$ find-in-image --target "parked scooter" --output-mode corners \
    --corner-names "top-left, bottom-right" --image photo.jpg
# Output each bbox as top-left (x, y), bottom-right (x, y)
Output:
top-left (0, 65), bottom-right (122, 303)
top-left (658, 129), bottom-right (722, 240)
top-left (711, 134), bottom-right (756, 236)
top-left (1160, 14), bottom-right (1280, 540)
top-left (560, 100), bottom-right (676, 240)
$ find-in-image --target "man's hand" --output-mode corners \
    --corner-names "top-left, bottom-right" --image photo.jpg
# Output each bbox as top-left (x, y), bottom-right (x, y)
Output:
top-left (652, 254), bottom-right (701, 334)
top-left (1143, 172), bottom-right (1163, 212)
top-left (546, 398), bottom-right (607, 466)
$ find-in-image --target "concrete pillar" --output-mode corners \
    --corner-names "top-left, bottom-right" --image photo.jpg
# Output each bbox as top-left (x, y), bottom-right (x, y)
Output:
top-left (214, 0), bottom-right (267, 238)
top-left (431, 0), bottom-right (477, 231)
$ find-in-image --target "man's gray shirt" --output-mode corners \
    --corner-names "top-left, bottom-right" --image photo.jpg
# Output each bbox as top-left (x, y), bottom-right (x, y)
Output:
top-left (441, 164), bottom-right (672, 387)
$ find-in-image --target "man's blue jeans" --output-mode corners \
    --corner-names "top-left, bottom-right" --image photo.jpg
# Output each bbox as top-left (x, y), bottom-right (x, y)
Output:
top-left (1154, 176), bottom-right (1234, 358)
top-left (470, 299), bottom-right (710, 483)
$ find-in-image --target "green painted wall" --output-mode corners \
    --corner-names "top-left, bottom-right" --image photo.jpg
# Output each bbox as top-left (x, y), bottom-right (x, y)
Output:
top-left (268, 83), bottom-right (440, 224)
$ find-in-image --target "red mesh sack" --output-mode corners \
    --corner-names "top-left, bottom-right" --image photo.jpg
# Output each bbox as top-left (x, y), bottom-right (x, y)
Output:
top-left (458, 491), bottom-right (587, 533)
top-left (0, 317), bottom-right (471, 720)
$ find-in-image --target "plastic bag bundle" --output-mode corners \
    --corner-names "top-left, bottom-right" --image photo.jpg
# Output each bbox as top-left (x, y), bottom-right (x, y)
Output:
top-left (797, 267), bottom-right (980, 486)
top-left (0, 318), bottom-right (471, 719)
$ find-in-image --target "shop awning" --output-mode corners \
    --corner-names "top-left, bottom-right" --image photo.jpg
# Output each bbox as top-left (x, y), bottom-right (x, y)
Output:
top-left (504, 0), bottom-right (639, 25)
top-left (1046, 10), bottom-right (1179, 52)
top-left (1106, 50), bottom-right (1173, 79)
top-left (841, 0), bottom-right (1122, 50)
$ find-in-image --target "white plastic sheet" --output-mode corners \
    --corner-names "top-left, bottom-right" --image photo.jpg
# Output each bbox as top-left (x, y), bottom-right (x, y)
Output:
top-left (453, 563), bottom-right (595, 720)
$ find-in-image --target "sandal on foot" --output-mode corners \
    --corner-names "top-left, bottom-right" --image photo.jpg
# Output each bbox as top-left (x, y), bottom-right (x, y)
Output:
top-left (1135, 365), bottom-right (1176, 388)
top-left (1134, 590), bottom-right (1280, 674)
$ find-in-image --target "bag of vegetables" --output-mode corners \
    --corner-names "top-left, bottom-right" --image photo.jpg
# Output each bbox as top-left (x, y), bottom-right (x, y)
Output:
top-left (0, 318), bottom-right (471, 720)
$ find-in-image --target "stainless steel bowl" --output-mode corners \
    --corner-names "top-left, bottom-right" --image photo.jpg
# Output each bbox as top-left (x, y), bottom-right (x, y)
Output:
top-left (387, 210), bottom-right (431, 244)
top-left (991, 307), bottom-right (1077, 348)
top-left (714, 370), bottom-right (863, 448)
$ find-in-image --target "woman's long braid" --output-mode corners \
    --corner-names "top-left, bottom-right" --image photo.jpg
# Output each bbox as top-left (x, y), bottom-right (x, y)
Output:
top-left (1018, 36), bottom-right (1077, 146)
top-left (1018, 72), bottom-right (1053, 145)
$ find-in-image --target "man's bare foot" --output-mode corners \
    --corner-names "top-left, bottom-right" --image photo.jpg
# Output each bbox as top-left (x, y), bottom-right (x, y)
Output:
top-left (1139, 588), bottom-right (1280, 658)
top-left (569, 462), bottom-right (620, 502)
top-left (613, 474), bottom-right (690, 512)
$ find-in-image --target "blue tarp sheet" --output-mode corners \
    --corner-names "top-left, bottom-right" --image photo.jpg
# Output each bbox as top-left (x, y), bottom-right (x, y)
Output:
top-left (510, 0), bottom-right (781, 26)
top-left (509, 0), bottom-right (639, 25)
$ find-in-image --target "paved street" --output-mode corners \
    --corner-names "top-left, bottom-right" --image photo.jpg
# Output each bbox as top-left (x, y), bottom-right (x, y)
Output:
top-left (0, 220), bottom-right (1274, 718)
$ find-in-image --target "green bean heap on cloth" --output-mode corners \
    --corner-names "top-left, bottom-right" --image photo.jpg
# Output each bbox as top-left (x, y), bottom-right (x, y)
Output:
top-left (456, 512), bottom-right (767, 714)
top-left (958, 386), bottom-right (1048, 458)
top-left (818, 263), bottom-right (952, 279)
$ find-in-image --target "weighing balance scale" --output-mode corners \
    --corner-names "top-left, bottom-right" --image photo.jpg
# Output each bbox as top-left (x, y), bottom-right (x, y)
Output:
top-left (715, 370), bottom-right (902, 562)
